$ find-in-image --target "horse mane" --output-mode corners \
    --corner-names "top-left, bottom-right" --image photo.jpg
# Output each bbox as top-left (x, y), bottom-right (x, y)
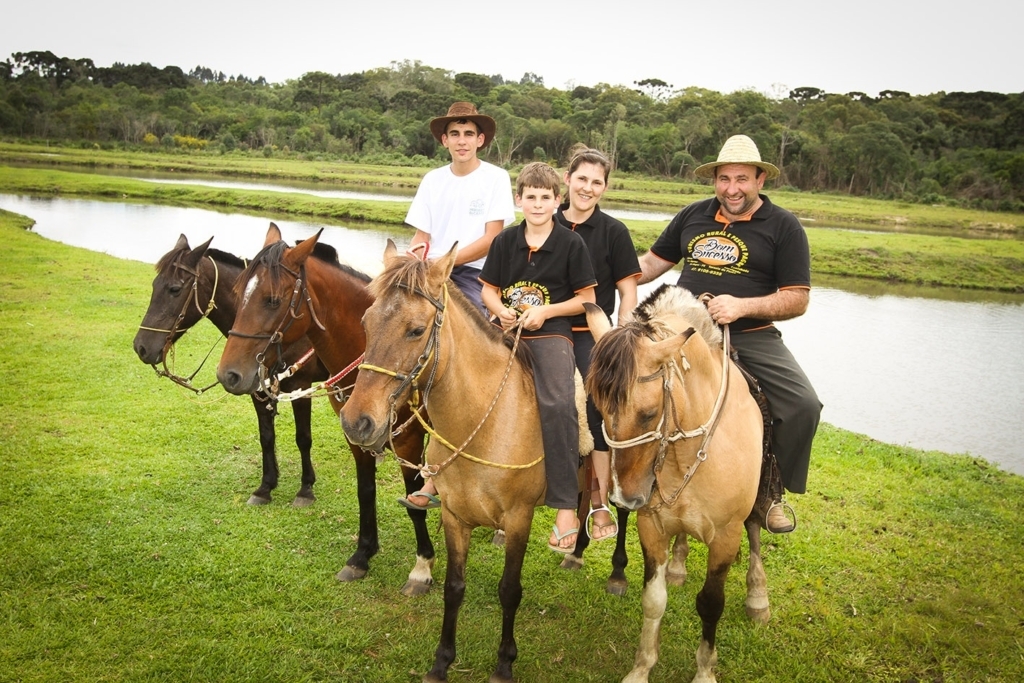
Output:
top-left (370, 257), bottom-right (533, 373)
top-left (154, 244), bottom-right (189, 273)
top-left (633, 284), bottom-right (722, 347)
top-left (232, 239), bottom-right (370, 300)
top-left (586, 284), bottom-right (719, 415)
top-left (207, 248), bottom-right (244, 269)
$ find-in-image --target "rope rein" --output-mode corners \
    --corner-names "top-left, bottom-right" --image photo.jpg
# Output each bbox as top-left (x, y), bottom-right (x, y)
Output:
top-left (139, 255), bottom-right (223, 395)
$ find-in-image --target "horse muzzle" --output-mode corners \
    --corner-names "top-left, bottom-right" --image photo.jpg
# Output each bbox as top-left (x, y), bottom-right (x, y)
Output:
top-left (340, 412), bottom-right (389, 451)
top-left (217, 364), bottom-right (260, 396)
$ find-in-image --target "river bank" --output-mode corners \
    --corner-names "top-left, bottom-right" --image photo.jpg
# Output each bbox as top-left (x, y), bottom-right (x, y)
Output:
top-left (3, 163), bottom-right (1024, 292)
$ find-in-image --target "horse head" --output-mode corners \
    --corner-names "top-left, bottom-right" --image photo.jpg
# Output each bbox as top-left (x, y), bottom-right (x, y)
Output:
top-left (340, 239), bottom-right (456, 450)
top-left (134, 233), bottom-right (214, 365)
top-left (585, 299), bottom-right (699, 510)
top-left (217, 223), bottom-right (323, 395)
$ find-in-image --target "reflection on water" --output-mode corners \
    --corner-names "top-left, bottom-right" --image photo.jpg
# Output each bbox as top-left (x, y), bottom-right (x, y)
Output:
top-left (2, 193), bottom-right (1023, 477)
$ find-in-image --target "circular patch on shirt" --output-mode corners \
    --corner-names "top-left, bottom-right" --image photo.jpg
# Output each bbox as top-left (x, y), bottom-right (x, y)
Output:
top-left (506, 283), bottom-right (548, 311)
top-left (691, 235), bottom-right (741, 266)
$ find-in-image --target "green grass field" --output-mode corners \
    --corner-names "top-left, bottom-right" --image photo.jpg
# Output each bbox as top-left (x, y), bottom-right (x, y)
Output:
top-left (2, 208), bottom-right (1023, 682)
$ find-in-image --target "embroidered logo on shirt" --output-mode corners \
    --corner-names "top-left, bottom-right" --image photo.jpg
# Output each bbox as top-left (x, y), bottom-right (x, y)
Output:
top-left (504, 282), bottom-right (549, 311)
top-left (686, 231), bottom-right (749, 275)
top-left (468, 199), bottom-right (485, 216)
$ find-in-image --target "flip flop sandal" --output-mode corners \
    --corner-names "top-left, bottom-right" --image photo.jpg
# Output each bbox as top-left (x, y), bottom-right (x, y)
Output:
top-left (397, 490), bottom-right (441, 511)
top-left (585, 504), bottom-right (619, 542)
top-left (547, 524), bottom-right (579, 554)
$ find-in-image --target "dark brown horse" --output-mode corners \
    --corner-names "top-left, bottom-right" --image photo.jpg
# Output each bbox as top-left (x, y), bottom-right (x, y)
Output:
top-left (340, 241), bottom-right (629, 683)
top-left (134, 234), bottom-right (328, 506)
top-left (585, 285), bottom-right (770, 683)
top-left (215, 223), bottom-right (435, 595)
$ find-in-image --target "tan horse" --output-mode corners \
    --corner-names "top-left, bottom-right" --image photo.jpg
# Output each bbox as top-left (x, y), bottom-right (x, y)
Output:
top-left (340, 241), bottom-right (565, 683)
top-left (584, 284), bottom-right (770, 683)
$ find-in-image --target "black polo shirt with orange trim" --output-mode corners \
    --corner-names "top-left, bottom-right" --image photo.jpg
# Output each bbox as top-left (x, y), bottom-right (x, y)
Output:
top-left (480, 220), bottom-right (597, 340)
top-left (555, 202), bottom-right (641, 330)
top-left (649, 195), bottom-right (810, 332)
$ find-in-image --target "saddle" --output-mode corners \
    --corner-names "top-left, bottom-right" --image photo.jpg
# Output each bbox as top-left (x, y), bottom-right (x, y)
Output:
top-left (729, 349), bottom-right (795, 533)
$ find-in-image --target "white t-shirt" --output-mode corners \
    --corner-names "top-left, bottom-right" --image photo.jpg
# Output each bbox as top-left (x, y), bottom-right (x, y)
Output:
top-left (405, 161), bottom-right (516, 270)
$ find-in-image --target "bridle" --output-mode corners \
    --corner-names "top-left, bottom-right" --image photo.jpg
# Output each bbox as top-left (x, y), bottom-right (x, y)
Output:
top-left (226, 259), bottom-right (326, 396)
top-left (138, 255), bottom-right (222, 394)
top-left (357, 280), bottom-right (539, 476)
top-left (604, 325), bottom-right (732, 511)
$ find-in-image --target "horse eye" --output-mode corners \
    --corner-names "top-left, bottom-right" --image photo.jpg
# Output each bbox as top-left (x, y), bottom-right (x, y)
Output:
top-left (265, 297), bottom-right (281, 309)
top-left (168, 284), bottom-right (182, 295)
top-left (407, 326), bottom-right (426, 339)
top-left (639, 409), bottom-right (658, 425)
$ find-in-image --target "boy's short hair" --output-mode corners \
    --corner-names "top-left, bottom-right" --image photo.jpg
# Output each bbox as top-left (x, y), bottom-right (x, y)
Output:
top-left (444, 119), bottom-right (480, 136)
top-left (516, 162), bottom-right (562, 196)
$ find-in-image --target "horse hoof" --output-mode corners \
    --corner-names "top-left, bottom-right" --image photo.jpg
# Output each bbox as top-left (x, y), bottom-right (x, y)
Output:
top-left (666, 570), bottom-right (687, 587)
top-left (336, 565), bottom-right (368, 582)
top-left (745, 604), bottom-right (771, 624)
top-left (559, 554), bottom-right (584, 570)
top-left (247, 494), bottom-right (271, 506)
top-left (291, 495), bottom-right (316, 508)
top-left (488, 673), bottom-right (513, 683)
top-left (491, 529), bottom-right (506, 546)
top-left (606, 579), bottom-right (628, 597)
top-left (400, 579), bottom-right (433, 597)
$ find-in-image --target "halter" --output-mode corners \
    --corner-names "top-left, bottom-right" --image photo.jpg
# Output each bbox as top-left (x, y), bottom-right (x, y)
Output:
top-left (138, 255), bottom-right (223, 394)
top-left (227, 260), bottom-right (327, 397)
top-left (604, 325), bottom-right (732, 511)
top-left (357, 281), bottom-right (541, 476)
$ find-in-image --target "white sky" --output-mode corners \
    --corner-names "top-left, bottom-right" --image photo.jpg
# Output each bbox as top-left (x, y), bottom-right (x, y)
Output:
top-left (3, 1), bottom-right (1021, 97)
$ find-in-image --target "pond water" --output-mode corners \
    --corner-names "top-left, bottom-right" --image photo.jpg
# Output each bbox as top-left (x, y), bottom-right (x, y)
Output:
top-left (2, 193), bottom-right (1022, 477)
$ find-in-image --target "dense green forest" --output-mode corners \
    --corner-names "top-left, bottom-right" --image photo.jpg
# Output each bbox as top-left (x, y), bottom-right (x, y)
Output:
top-left (2, 50), bottom-right (1022, 211)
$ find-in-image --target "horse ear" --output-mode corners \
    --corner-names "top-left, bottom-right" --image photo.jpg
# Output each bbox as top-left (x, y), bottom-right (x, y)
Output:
top-left (264, 222), bottom-right (283, 247)
top-left (286, 228), bottom-right (322, 268)
top-left (649, 328), bottom-right (696, 365)
top-left (383, 239), bottom-right (400, 267)
top-left (182, 236), bottom-right (214, 270)
top-left (429, 242), bottom-right (457, 285)
top-left (174, 233), bottom-right (190, 251)
top-left (585, 302), bottom-right (611, 341)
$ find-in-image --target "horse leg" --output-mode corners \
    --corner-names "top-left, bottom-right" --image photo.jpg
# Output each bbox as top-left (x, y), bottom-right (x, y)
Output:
top-left (490, 515), bottom-right (531, 683)
top-left (290, 396), bottom-right (316, 507)
top-left (335, 448), bottom-right (379, 582)
top-left (690, 532), bottom-right (742, 683)
top-left (606, 506), bottom-right (631, 596)
top-left (622, 519), bottom-right (670, 683)
top-left (247, 394), bottom-right (278, 505)
top-left (423, 520), bottom-right (473, 683)
top-left (399, 430), bottom-right (436, 597)
top-left (667, 533), bottom-right (690, 587)
top-left (743, 517), bottom-right (771, 624)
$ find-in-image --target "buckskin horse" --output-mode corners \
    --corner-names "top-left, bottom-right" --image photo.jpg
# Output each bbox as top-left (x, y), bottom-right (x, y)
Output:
top-left (340, 240), bottom-right (628, 683)
top-left (215, 223), bottom-right (435, 595)
top-left (584, 284), bottom-right (770, 683)
top-left (133, 234), bottom-right (328, 506)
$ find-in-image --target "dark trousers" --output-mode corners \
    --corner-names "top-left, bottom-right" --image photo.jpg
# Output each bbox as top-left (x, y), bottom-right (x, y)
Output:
top-left (572, 330), bottom-right (607, 451)
top-left (449, 265), bottom-right (486, 316)
top-left (524, 336), bottom-right (580, 510)
top-left (730, 326), bottom-right (821, 494)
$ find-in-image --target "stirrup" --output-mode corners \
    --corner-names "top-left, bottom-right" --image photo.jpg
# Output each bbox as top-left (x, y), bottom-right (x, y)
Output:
top-left (585, 503), bottom-right (618, 540)
top-left (764, 500), bottom-right (796, 534)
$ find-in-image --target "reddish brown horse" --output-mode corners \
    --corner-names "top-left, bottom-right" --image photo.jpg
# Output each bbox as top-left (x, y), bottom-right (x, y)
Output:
top-left (215, 224), bottom-right (434, 595)
top-left (134, 234), bottom-right (327, 506)
top-left (341, 241), bottom-right (620, 683)
top-left (584, 284), bottom-right (770, 683)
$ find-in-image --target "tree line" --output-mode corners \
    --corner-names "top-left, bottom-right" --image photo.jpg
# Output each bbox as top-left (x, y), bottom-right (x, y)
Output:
top-left (2, 50), bottom-right (1022, 211)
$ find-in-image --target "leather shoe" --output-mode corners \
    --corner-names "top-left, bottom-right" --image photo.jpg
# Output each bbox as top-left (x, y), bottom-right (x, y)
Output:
top-left (765, 504), bottom-right (795, 533)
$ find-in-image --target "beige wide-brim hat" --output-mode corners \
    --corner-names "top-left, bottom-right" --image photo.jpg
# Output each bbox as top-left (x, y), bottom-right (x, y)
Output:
top-left (694, 134), bottom-right (780, 180)
top-left (429, 101), bottom-right (496, 148)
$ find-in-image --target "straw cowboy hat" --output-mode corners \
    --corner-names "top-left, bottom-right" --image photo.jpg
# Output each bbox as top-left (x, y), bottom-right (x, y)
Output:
top-left (694, 135), bottom-right (780, 180)
top-left (429, 102), bottom-right (496, 148)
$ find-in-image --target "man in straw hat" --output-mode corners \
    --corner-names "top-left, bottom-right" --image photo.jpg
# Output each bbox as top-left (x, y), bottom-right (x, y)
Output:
top-left (638, 134), bottom-right (822, 533)
top-left (399, 102), bottom-right (516, 511)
